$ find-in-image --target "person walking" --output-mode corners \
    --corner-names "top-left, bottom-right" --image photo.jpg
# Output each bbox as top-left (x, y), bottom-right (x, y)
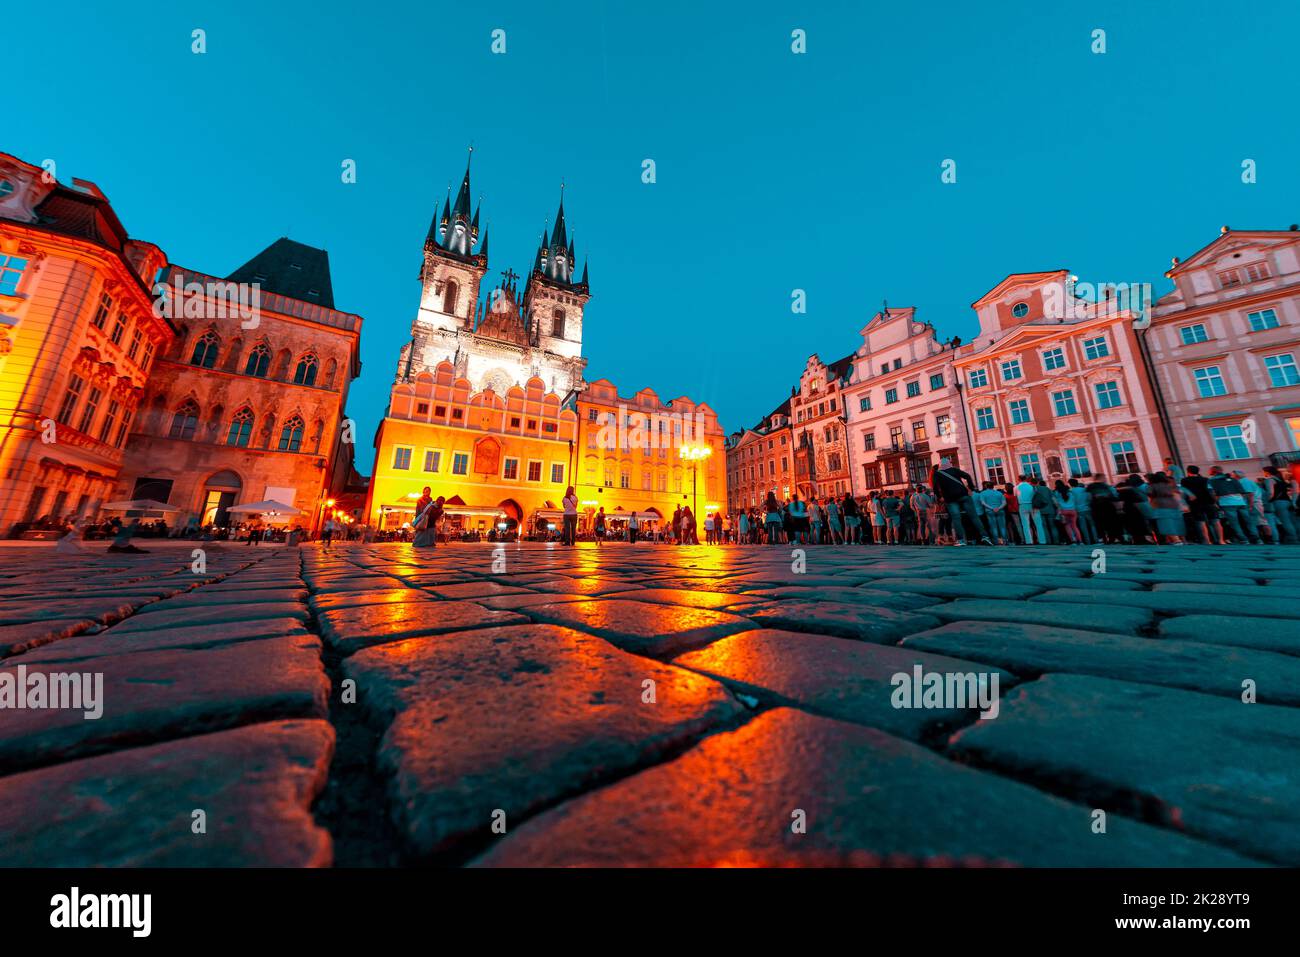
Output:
top-left (322, 516), bottom-right (337, 551)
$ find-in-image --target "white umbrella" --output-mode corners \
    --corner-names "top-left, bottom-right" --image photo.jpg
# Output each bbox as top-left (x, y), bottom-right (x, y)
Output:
top-left (102, 499), bottom-right (181, 513)
top-left (227, 500), bottom-right (302, 516)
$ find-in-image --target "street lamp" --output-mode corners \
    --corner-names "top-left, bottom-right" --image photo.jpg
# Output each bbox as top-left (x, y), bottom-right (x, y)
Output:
top-left (678, 442), bottom-right (713, 525)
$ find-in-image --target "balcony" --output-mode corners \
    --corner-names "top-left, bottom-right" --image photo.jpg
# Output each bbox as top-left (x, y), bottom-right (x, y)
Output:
top-left (877, 440), bottom-right (929, 458)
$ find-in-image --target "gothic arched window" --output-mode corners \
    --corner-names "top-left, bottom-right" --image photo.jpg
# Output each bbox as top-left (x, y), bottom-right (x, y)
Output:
top-left (293, 354), bottom-right (318, 386)
top-left (278, 414), bottom-right (305, 452)
top-left (227, 407), bottom-right (255, 447)
top-left (245, 343), bottom-right (271, 378)
top-left (552, 308), bottom-right (565, 339)
top-left (169, 399), bottom-right (200, 440)
top-left (444, 279), bottom-right (459, 316)
top-left (190, 332), bottom-right (220, 369)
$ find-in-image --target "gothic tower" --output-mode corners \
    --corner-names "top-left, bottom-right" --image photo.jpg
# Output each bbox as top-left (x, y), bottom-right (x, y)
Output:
top-left (415, 148), bottom-right (488, 334)
top-left (523, 186), bottom-right (590, 364)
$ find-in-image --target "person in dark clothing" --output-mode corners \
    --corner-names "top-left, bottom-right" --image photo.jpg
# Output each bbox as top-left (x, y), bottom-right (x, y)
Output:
top-left (1117, 475), bottom-right (1153, 544)
top-left (930, 457), bottom-right (991, 546)
top-left (1180, 465), bottom-right (1222, 544)
top-left (1086, 478), bottom-right (1122, 543)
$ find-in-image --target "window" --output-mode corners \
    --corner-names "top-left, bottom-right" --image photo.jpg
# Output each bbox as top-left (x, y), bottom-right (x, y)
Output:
top-left (190, 331), bottom-right (220, 368)
top-left (912, 421), bottom-right (928, 441)
top-left (1012, 302), bottom-right (1029, 318)
top-left (889, 426), bottom-right (904, 449)
top-left (141, 343), bottom-right (154, 372)
top-left (424, 450), bottom-right (442, 473)
top-left (227, 407), bottom-right (254, 447)
top-left (1210, 426), bottom-right (1249, 460)
top-left (415, 402), bottom-right (429, 415)
top-left (879, 363), bottom-right (888, 375)
top-left (1052, 389), bottom-right (1078, 417)
top-left (1265, 353), bottom-right (1300, 387)
top-left (884, 388), bottom-right (898, 404)
top-left (245, 344), bottom-right (271, 377)
top-left (975, 406), bottom-right (995, 431)
top-left (619, 470), bottom-right (630, 489)
top-left (91, 292), bottom-right (112, 329)
top-left (1008, 399), bottom-right (1031, 425)
top-left (657, 472), bottom-right (667, 491)
top-left (77, 387), bottom-right (102, 434)
top-left (169, 400), bottom-right (199, 440)
top-left (56, 374), bottom-right (85, 425)
top-left (1042, 348), bottom-right (1065, 371)
top-left (905, 381), bottom-right (921, 398)
top-left (1248, 309), bottom-right (1280, 332)
top-left (109, 315), bottom-right (126, 346)
top-left (929, 372), bottom-right (945, 390)
top-left (1179, 324), bottom-right (1208, 345)
top-left (1193, 366), bottom-right (1227, 398)
top-left (1083, 336), bottom-right (1110, 360)
top-left (293, 354), bottom-right (318, 386)
top-left (452, 452), bottom-right (469, 475)
top-left (551, 308), bottom-right (565, 338)
top-left (587, 408), bottom-right (598, 421)
top-left (1020, 453), bottom-right (1042, 478)
top-left (1094, 380), bottom-right (1122, 409)
top-left (1065, 447), bottom-right (1091, 477)
top-left (503, 457), bottom-right (519, 480)
top-left (864, 432), bottom-right (876, 451)
top-left (968, 368), bottom-right (988, 388)
top-left (1218, 269), bottom-right (1242, 289)
top-left (857, 396), bottom-right (870, 413)
top-left (985, 458), bottom-right (1006, 484)
top-left (443, 280), bottom-right (459, 315)
top-left (98, 400), bottom-right (119, 444)
top-left (1111, 440), bottom-right (1140, 473)
top-left (1000, 358), bottom-right (1022, 382)
top-left (527, 460), bottom-right (543, 482)
top-left (0, 254), bottom-right (26, 295)
top-left (935, 414), bottom-right (951, 438)
top-left (893, 358), bottom-right (902, 370)
top-left (279, 415), bottom-right (305, 452)
top-left (127, 328), bottom-right (143, 362)
top-left (115, 409), bottom-right (133, 447)
top-left (551, 463), bottom-right (565, 484)
top-left (1245, 261), bottom-right (1271, 282)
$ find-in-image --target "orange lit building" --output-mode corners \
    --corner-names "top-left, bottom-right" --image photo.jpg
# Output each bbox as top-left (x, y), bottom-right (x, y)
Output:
top-left (790, 353), bottom-right (854, 499)
top-left (0, 153), bottom-right (172, 534)
top-left (114, 240), bottom-right (363, 531)
top-left (366, 156), bottom-right (726, 535)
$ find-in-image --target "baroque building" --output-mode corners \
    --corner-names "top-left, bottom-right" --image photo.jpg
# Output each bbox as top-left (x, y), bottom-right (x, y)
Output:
top-left (1145, 226), bottom-right (1300, 471)
top-left (842, 306), bottom-right (968, 494)
top-left (790, 353), bottom-right (853, 499)
top-left (0, 152), bottom-right (172, 534)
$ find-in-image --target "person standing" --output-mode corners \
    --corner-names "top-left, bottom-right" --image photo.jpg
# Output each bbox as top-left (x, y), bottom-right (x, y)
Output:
top-left (1033, 479), bottom-right (1060, 544)
top-left (841, 492), bottom-right (860, 544)
top-left (1054, 479), bottom-right (1081, 544)
top-left (412, 488), bottom-right (435, 548)
top-left (561, 486), bottom-right (579, 546)
top-left (1209, 466), bottom-right (1258, 543)
top-left (1068, 478), bottom-right (1096, 545)
top-left (1263, 465), bottom-right (1299, 543)
top-left (322, 516), bottom-right (337, 551)
top-left (629, 510), bottom-right (641, 544)
top-left (788, 494), bottom-right (809, 545)
top-left (763, 492), bottom-right (782, 545)
top-left (1180, 465), bottom-right (1222, 544)
top-left (910, 485), bottom-right (935, 545)
top-left (594, 506), bottom-right (607, 545)
top-left (826, 495), bottom-right (843, 545)
top-left (1146, 472), bottom-right (1187, 545)
top-left (979, 482), bottom-right (1008, 544)
top-left (1015, 475), bottom-right (1044, 544)
top-left (931, 457), bottom-right (989, 546)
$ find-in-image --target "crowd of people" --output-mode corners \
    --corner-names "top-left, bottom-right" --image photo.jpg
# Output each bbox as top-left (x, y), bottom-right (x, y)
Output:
top-left (725, 457), bottom-right (1300, 547)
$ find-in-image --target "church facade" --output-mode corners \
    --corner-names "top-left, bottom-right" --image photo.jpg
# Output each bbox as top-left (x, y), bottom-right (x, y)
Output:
top-left (365, 154), bottom-right (727, 535)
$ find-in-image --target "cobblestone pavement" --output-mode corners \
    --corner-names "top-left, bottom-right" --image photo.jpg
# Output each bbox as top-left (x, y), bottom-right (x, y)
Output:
top-left (1, 539), bottom-right (1297, 867)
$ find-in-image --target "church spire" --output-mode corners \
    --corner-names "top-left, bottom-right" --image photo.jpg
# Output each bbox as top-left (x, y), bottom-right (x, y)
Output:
top-left (538, 182), bottom-right (576, 284)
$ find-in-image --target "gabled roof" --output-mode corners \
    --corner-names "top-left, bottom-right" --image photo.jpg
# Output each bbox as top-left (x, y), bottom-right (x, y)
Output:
top-left (228, 238), bottom-right (335, 309)
top-left (1166, 227), bottom-right (1300, 277)
top-left (971, 270), bottom-right (1069, 308)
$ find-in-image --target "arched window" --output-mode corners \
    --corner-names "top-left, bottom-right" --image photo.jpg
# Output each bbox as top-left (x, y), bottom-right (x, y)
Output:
top-left (444, 279), bottom-right (459, 315)
top-left (190, 332), bottom-right (220, 368)
top-left (245, 343), bottom-right (271, 377)
top-left (169, 399), bottom-right (200, 440)
top-left (293, 354), bottom-right (318, 386)
top-left (552, 308), bottom-right (565, 339)
top-left (227, 407), bottom-right (255, 447)
top-left (278, 414), bottom-right (305, 452)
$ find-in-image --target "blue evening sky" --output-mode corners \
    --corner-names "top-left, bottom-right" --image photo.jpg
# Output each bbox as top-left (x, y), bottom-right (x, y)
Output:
top-left (9, 1), bottom-right (1299, 461)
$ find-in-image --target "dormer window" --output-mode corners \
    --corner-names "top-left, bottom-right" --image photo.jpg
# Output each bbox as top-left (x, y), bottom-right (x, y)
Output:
top-left (0, 180), bottom-right (13, 199)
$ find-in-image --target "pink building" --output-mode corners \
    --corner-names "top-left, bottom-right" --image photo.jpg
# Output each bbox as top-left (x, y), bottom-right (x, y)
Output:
top-left (953, 271), bottom-right (1169, 485)
top-left (1145, 226), bottom-right (1300, 471)
top-left (842, 306), bottom-right (968, 494)
top-left (790, 354), bottom-right (853, 500)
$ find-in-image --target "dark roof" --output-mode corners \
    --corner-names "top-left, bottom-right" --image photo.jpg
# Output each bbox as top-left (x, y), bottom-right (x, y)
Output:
top-left (31, 188), bottom-right (129, 252)
top-left (227, 238), bottom-right (334, 308)
top-left (827, 353), bottom-right (855, 381)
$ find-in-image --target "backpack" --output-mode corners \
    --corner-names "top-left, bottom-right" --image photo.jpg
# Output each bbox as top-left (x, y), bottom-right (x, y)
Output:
top-left (1031, 485), bottom-right (1052, 509)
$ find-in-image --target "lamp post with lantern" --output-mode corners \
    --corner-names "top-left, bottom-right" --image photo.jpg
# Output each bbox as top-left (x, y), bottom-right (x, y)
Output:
top-left (678, 442), bottom-right (713, 526)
